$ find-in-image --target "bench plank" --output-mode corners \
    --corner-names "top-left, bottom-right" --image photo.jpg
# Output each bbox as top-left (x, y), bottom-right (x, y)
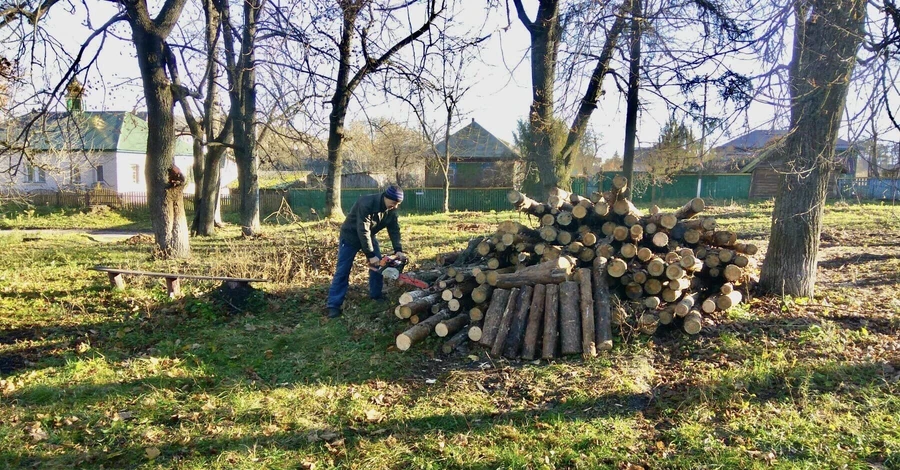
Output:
top-left (92, 266), bottom-right (267, 298)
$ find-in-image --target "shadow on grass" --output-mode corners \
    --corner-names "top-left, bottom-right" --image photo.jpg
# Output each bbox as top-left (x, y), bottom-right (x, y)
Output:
top-left (1, 356), bottom-right (894, 468)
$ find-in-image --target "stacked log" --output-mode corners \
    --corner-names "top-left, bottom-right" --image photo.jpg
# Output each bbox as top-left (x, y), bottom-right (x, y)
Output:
top-left (390, 175), bottom-right (757, 356)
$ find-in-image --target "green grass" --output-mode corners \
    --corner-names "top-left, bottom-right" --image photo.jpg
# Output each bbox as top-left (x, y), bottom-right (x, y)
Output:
top-left (1, 201), bottom-right (899, 468)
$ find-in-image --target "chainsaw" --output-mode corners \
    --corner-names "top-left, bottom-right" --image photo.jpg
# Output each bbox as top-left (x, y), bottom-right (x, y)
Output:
top-left (376, 255), bottom-right (429, 289)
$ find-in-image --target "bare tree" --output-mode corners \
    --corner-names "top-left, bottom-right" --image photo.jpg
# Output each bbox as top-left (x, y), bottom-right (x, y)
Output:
top-left (758, 0), bottom-right (866, 297)
top-left (122, 0), bottom-right (193, 258)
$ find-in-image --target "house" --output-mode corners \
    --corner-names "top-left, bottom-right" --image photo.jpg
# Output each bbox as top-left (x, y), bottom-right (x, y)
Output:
top-left (301, 158), bottom-right (388, 188)
top-left (427, 119), bottom-right (521, 187)
top-left (711, 129), bottom-right (857, 197)
top-left (1, 79), bottom-right (237, 195)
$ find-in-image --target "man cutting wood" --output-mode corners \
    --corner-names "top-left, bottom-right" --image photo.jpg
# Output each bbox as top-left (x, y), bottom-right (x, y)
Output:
top-left (326, 184), bottom-right (407, 319)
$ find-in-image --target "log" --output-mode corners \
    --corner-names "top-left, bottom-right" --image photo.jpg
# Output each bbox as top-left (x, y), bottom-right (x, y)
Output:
top-left (578, 268), bottom-right (596, 358)
top-left (478, 288), bottom-right (512, 347)
top-left (675, 292), bottom-right (700, 317)
top-left (436, 313), bottom-right (471, 337)
top-left (558, 281), bottom-right (582, 355)
top-left (683, 310), bottom-right (702, 335)
top-left (674, 197), bottom-right (705, 219)
top-left (442, 327), bottom-right (471, 354)
top-left (400, 288), bottom-right (441, 306)
top-left (591, 257), bottom-right (614, 351)
top-left (396, 310), bottom-right (451, 351)
top-left (501, 285), bottom-right (535, 358)
top-left (471, 284), bottom-right (494, 304)
top-left (658, 305), bottom-right (675, 325)
top-left (733, 242), bottom-right (758, 256)
top-left (436, 250), bottom-right (462, 266)
top-left (448, 296), bottom-right (474, 312)
top-left (469, 303), bottom-right (487, 321)
top-left (507, 190), bottom-right (545, 216)
top-left (398, 292), bottom-right (442, 319)
top-left (468, 324), bottom-right (483, 342)
top-left (490, 287), bottom-right (523, 357)
top-left (541, 284), bottom-right (560, 359)
top-left (453, 237), bottom-right (488, 267)
top-left (701, 295), bottom-right (718, 313)
top-left (607, 258), bottom-right (629, 278)
top-left (715, 290), bottom-right (743, 310)
top-left (723, 264), bottom-right (743, 282)
top-left (643, 278), bottom-right (663, 295)
top-left (520, 284), bottom-right (547, 361)
top-left (482, 267), bottom-right (516, 287)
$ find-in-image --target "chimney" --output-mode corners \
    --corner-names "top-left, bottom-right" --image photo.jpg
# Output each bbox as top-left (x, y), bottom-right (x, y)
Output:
top-left (65, 78), bottom-right (84, 113)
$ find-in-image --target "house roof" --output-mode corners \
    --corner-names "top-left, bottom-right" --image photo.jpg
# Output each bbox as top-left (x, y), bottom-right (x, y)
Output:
top-left (713, 128), bottom-right (853, 173)
top-left (5, 111), bottom-right (193, 155)
top-left (435, 119), bottom-right (519, 160)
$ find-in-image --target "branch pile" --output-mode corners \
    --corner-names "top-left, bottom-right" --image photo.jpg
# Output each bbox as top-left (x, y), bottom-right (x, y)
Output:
top-left (393, 175), bottom-right (758, 359)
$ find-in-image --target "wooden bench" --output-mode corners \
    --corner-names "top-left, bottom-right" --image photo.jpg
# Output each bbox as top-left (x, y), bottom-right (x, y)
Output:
top-left (92, 266), bottom-right (268, 298)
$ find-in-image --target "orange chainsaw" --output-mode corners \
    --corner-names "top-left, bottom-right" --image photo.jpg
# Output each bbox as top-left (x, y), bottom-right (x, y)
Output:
top-left (376, 255), bottom-right (428, 289)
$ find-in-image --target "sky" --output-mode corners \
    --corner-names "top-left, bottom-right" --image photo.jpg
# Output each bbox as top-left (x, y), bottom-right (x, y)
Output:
top-left (10, 0), bottom-right (893, 161)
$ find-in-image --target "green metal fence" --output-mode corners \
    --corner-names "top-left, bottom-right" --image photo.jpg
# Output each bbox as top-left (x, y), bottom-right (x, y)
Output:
top-left (284, 187), bottom-right (514, 214)
top-left (596, 172), bottom-right (752, 202)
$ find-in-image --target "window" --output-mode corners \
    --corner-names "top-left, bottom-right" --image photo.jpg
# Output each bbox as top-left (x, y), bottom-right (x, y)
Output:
top-left (37, 168), bottom-right (46, 183)
top-left (24, 164), bottom-right (34, 183)
top-left (71, 166), bottom-right (82, 185)
top-left (96, 165), bottom-right (105, 182)
top-left (131, 164), bottom-right (140, 184)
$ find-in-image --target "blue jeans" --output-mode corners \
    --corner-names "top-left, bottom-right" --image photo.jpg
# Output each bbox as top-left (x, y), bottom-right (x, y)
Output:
top-left (326, 238), bottom-right (383, 310)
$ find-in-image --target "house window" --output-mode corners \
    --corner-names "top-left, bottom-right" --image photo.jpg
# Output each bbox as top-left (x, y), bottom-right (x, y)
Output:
top-left (24, 164), bottom-right (34, 183)
top-left (37, 168), bottom-right (46, 183)
top-left (96, 165), bottom-right (105, 182)
top-left (71, 166), bottom-right (82, 185)
top-left (131, 164), bottom-right (140, 184)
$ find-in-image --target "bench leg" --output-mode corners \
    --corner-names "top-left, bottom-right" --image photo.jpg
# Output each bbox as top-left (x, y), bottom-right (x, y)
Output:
top-left (165, 277), bottom-right (181, 298)
top-left (107, 272), bottom-right (125, 290)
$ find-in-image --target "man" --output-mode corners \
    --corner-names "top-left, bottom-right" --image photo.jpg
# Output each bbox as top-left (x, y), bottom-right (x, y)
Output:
top-left (325, 184), bottom-right (407, 318)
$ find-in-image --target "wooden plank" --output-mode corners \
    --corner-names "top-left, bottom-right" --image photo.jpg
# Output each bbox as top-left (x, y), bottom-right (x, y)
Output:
top-left (92, 266), bottom-right (267, 283)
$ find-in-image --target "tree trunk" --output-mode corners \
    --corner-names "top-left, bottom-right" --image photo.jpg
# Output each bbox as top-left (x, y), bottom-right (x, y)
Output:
top-left (234, 0), bottom-right (262, 236)
top-left (621, 0), bottom-right (642, 199)
top-left (759, 0), bottom-right (866, 297)
top-left (126, 0), bottom-right (190, 259)
top-left (513, 0), bottom-right (563, 199)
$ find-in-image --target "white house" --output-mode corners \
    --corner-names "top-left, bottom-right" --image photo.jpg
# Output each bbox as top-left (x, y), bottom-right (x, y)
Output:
top-left (2, 82), bottom-right (237, 195)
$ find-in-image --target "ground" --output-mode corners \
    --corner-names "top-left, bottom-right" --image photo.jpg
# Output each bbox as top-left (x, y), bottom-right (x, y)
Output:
top-left (0, 202), bottom-right (898, 469)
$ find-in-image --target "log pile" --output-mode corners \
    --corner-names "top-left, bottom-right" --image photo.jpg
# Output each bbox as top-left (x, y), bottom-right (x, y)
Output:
top-left (392, 176), bottom-right (758, 358)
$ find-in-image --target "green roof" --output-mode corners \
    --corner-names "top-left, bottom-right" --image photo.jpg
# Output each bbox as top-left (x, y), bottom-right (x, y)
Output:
top-left (6, 111), bottom-right (192, 155)
top-left (435, 120), bottom-right (519, 161)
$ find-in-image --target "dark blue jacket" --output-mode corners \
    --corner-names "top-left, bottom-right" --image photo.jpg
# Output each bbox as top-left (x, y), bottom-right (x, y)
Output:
top-left (339, 193), bottom-right (402, 258)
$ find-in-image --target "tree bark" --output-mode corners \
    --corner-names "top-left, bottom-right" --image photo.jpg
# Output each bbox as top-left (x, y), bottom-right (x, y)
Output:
top-left (501, 285), bottom-right (534, 358)
top-left (489, 287), bottom-right (522, 357)
top-left (558, 280), bottom-right (581, 355)
top-left (396, 309), bottom-right (450, 351)
top-left (758, 0), bottom-right (866, 297)
top-left (520, 284), bottom-right (547, 360)
top-left (478, 288), bottom-right (512, 347)
top-left (541, 283), bottom-right (560, 359)
top-left (578, 268), bottom-right (596, 358)
top-left (592, 257), bottom-right (614, 351)
top-left (125, 0), bottom-right (190, 259)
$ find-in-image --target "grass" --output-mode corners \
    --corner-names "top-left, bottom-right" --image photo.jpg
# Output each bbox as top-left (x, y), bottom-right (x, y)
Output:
top-left (1, 200), bottom-right (899, 468)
